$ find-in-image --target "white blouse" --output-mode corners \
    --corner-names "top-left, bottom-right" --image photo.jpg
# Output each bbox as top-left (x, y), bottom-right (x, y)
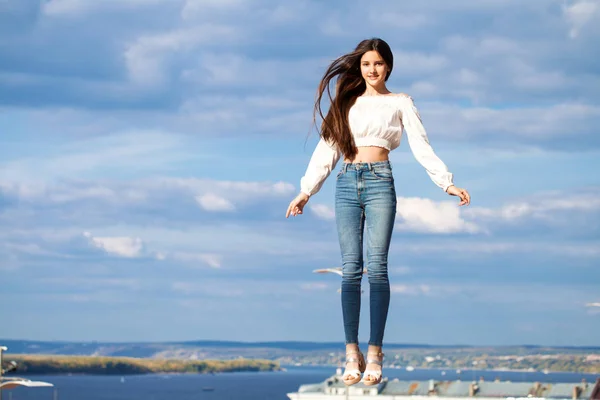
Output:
top-left (299, 94), bottom-right (454, 196)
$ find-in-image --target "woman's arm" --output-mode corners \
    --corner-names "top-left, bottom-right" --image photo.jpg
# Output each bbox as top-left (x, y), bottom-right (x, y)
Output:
top-left (286, 137), bottom-right (341, 218)
top-left (401, 96), bottom-right (454, 192)
top-left (299, 137), bottom-right (341, 197)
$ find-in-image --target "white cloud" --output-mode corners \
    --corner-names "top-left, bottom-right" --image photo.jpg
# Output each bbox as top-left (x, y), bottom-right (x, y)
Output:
top-left (198, 254), bottom-right (221, 268)
top-left (40, 277), bottom-right (142, 290)
top-left (399, 241), bottom-right (600, 258)
top-left (5, 0), bottom-right (600, 151)
top-left (0, 130), bottom-right (187, 183)
top-left (301, 197), bottom-right (480, 233)
top-left (83, 232), bottom-right (144, 258)
top-left (397, 31), bottom-right (599, 107)
top-left (39, 292), bottom-right (130, 304)
top-left (373, 11), bottom-right (431, 30)
top-left (309, 204), bottom-right (335, 220)
top-left (3, 242), bottom-right (73, 259)
top-left (168, 178), bottom-right (294, 196)
top-left (585, 302), bottom-right (600, 308)
top-left (83, 232), bottom-right (223, 267)
top-left (196, 193), bottom-right (235, 212)
top-left (124, 25), bottom-right (240, 86)
top-left (0, 181), bottom-right (147, 204)
top-left (169, 252), bottom-right (222, 268)
top-left (563, 0), bottom-right (600, 38)
top-left (396, 197), bottom-right (480, 234)
top-left (43, 0), bottom-right (93, 16)
top-left (390, 266), bottom-right (411, 275)
top-left (170, 281), bottom-right (248, 298)
top-left (181, 53), bottom-right (321, 88)
top-left (320, 13), bottom-right (345, 36)
top-left (422, 102), bottom-right (600, 144)
top-left (390, 284), bottom-right (431, 296)
top-left (0, 176), bottom-right (294, 216)
top-left (389, 282), bottom-right (598, 309)
top-left (2, 0), bottom-right (599, 346)
top-left (180, 0), bottom-right (248, 19)
top-left (300, 282), bottom-right (329, 291)
top-left (0, 252), bottom-right (20, 271)
top-left (392, 51), bottom-right (449, 75)
top-left (465, 191), bottom-right (600, 221)
top-left (43, 0), bottom-right (169, 16)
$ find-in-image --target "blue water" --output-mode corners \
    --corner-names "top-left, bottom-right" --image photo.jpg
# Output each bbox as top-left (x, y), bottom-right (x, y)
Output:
top-left (3, 366), bottom-right (598, 400)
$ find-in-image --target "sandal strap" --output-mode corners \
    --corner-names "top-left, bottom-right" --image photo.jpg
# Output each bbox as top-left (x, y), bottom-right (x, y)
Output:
top-left (343, 368), bottom-right (361, 377)
top-left (364, 370), bottom-right (382, 377)
top-left (366, 351), bottom-right (384, 365)
top-left (364, 371), bottom-right (382, 382)
top-left (346, 350), bottom-right (364, 363)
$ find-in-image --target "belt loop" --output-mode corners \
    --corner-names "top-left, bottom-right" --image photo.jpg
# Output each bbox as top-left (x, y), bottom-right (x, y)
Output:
top-left (368, 162), bottom-right (372, 171)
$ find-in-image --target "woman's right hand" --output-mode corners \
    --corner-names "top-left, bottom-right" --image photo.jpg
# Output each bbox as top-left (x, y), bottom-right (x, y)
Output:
top-left (446, 185), bottom-right (471, 206)
top-left (286, 192), bottom-right (310, 218)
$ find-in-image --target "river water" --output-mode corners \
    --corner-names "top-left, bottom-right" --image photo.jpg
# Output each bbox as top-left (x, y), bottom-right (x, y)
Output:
top-left (3, 365), bottom-right (598, 400)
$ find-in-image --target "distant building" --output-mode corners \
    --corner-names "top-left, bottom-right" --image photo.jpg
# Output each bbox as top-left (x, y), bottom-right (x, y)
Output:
top-left (287, 372), bottom-right (600, 400)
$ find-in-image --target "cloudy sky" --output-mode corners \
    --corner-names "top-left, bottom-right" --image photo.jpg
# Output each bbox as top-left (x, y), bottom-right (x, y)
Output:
top-left (1, 0), bottom-right (599, 347)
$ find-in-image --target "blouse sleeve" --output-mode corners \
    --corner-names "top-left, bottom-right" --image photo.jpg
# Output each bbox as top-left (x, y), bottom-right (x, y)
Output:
top-left (299, 137), bottom-right (341, 197)
top-left (401, 96), bottom-right (454, 192)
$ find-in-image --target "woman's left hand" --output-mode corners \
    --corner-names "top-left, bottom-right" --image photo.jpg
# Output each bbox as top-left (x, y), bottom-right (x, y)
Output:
top-left (446, 185), bottom-right (470, 206)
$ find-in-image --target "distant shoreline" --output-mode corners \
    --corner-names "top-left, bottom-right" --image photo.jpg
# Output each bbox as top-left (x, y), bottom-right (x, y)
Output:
top-left (3, 339), bottom-right (598, 375)
top-left (5, 355), bottom-right (599, 377)
top-left (8, 354), bottom-right (281, 375)
top-left (283, 364), bottom-right (600, 375)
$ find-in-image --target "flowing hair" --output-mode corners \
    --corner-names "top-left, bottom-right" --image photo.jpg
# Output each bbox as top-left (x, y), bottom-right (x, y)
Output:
top-left (312, 38), bottom-right (394, 160)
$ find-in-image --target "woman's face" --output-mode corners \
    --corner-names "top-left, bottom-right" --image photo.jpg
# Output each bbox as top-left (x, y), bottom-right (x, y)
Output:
top-left (360, 50), bottom-right (388, 88)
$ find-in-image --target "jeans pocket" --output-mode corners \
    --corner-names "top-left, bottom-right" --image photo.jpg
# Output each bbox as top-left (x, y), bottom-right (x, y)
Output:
top-left (370, 167), bottom-right (393, 181)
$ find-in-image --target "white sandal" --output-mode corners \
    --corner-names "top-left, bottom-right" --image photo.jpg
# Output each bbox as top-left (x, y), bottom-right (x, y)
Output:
top-left (342, 350), bottom-right (366, 386)
top-left (363, 351), bottom-right (384, 386)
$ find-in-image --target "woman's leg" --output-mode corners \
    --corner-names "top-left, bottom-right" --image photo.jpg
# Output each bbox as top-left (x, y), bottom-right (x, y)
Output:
top-left (363, 163), bottom-right (397, 383)
top-left (365, 197), bottom-right (396, 347)
top-left (335, 167), bottom-right (367, 384)
top-left (335, 171), bottom-right (365, 346)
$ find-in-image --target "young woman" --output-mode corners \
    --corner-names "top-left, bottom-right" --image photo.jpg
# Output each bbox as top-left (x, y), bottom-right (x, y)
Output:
top-left (286, 38), bottom-right (470, 386)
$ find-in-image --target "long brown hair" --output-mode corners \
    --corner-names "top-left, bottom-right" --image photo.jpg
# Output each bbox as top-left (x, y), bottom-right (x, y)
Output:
top-left (312, 38), bottom-right (394, 160)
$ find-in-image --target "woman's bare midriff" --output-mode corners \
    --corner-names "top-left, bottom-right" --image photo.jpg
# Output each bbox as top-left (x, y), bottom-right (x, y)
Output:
top-left (344, 146), bottom-right (390, 163)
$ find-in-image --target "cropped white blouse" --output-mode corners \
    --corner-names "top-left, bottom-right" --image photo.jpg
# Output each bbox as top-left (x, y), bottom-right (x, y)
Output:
top-left (299, 94), bottom-right (454, 196)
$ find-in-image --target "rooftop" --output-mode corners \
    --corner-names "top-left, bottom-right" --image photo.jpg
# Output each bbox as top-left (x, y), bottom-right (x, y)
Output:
top-left (291, 372), bottom-right (600, 399)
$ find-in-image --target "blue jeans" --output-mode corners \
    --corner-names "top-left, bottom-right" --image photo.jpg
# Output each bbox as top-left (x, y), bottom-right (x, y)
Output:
top-left (335, 161), bottom-right (397, 347)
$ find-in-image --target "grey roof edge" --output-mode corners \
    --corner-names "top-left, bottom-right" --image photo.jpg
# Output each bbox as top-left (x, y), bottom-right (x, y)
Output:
top-left (291, 374), bottom-right (600, 399)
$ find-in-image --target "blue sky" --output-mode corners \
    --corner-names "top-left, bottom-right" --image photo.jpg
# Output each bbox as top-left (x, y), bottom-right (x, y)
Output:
top-left (0, 0), bottom-right (599, 347)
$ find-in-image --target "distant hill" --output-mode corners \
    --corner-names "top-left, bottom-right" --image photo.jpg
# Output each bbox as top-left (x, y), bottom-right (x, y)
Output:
top-left (2, 339), bottom-right (599, 373)
top-left (7, 354), bottom-right (279, 375)
top-left (0, 339), bottom-right (443, 358)
top-left (1, 339), bottom-right (598, 358)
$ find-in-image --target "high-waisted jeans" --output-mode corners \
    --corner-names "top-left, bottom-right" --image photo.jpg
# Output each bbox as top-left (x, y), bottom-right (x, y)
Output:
top-left (335, 161), bottom-right (397, 347)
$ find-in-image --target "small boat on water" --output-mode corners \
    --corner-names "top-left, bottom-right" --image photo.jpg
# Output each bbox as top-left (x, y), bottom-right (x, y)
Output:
top-left (202, 387), bottom-right (215, 392)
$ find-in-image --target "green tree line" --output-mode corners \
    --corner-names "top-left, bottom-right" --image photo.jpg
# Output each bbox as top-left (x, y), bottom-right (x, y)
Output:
top-left (8, 354), bottom-right (280, 375)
